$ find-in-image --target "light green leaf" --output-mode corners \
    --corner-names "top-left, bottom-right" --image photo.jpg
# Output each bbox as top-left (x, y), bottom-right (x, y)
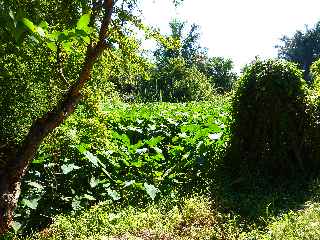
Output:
top-left (84, 151), bottom-right (99, 167)
top-left (76, 13), bottom-right (90, 31)
top-left (12, 221), bottom-right (22, 233)
top-left (36, 26), bottom-right (45, 37)
top-left (47, 42), bottom-right (57, 52)
top-left (62, 41), bottom-right (72, 53)
top-left (107, 188), bottom-right (121, 201)
top-left (83, 194), bottom-right (96, 201)
top-left (144, 183), bottom-right (160, 200)
top-left (124, 180), bottom-right (135, 187)
top-left (39, 21), bottom-right (48, 30)
top-left (89, 176), bottom-right (100, 188)
top-left (22, 198), bottom-right (40, 210)
top-left (61, 163), bottom-right (81, 174)
top-left (27, 181), bottom-right (43, 190)
top-left (22, 18), bottom-right (36, 32)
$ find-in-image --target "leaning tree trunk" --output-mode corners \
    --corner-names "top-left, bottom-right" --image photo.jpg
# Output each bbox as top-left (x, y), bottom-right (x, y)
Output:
top-left (0, 0), bottom-right (114, 234)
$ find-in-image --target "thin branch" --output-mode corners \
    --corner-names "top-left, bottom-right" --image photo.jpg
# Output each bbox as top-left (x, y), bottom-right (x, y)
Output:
top-left (56, 44), bottom-right (70, 87)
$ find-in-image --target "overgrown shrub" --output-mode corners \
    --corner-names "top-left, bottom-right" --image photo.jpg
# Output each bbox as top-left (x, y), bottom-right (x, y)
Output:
top-left (310, 58), bottom-right (320, 93)
top-left (306, 59), bottom-right (320, 167)
top-left (228, 59), bottom-right (310, 176)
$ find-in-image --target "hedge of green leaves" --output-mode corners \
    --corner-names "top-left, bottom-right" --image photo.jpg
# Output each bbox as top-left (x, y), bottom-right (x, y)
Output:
top-left (228, 59), bottom-right (319, 176)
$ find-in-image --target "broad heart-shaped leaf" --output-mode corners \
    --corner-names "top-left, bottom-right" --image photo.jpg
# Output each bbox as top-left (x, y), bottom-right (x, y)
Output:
top-left (83, 151), bottom-right (99, 167)
top-left (22, 198), bottom-right (40, 210)
top-left (83, 194), bottom-right (96, 201)
top-left (144, 183), bottom-right (160, 200)
top-left (12, 221), bottom-right (22, 233)
top-left (107, 188), bottom-right (121, 201)
top-left (61, 163), bottom-right (81, 174)
top-left (76, 13), bottom-right (90, 31)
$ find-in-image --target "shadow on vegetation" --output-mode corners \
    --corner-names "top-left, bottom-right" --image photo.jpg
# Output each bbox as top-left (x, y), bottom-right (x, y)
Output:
top-left (209, 165), bottom-right (320, 229)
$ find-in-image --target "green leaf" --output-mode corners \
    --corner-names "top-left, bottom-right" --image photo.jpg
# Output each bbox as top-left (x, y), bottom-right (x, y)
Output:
top-left (76, 143), bottom-right (88, 154)
top-left (83, 151), bottom-right (99, 167)
top-left (39, 21), bottom-right (48, 30)
top-left (22, 18), bottom-right (36, 32)
top-left (61, 163), bottom-right (81, 174)
top-left (144, 183), bottom-right (160, 200)
top-left (47, 42), bottom-right (57, 52)
top-left (22, 198), bottom-right (40, 210)
top-left (76, 13), bottom-right (90, 31)
top-left (71, 198), bottom-right (82, 211)
top-left (83, 194), bottom-right (96, 201)
top-left (124, 180), bottom-right (135, 187)
top-left (15, 20), bottom-right (26, 43)
top-left (12, 221), bottom-right (22, 233)
top-left (89, 176), bottom-right (100, 188)
top-left (27, 181), bottom-right (44, 190)
top-left (36, 26), bottom-right (45, 37)
top-left (57, 32), bottom-right (68, 41)
top-left (62, 41), bottom-right (72, 53)
top-left (107, 188), bottom-right (121, 201)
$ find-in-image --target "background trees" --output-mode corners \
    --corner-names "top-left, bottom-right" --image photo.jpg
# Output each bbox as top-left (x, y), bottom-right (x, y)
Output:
top-left (139, 20), bottom-right (236, 102)
top-left (276, 21), bottom-right (320, 81)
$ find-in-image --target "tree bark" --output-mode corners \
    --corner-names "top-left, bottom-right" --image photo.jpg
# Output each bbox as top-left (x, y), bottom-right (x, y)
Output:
top-left (0, 0), bottom-right (114, 234)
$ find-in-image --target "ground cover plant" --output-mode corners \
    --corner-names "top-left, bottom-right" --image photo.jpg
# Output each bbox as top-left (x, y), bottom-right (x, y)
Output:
top-left (9, 98), bottom-right (230, 235)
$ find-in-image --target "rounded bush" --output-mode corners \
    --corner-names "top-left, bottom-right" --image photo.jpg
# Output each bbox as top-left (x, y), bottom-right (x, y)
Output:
top-left (228, 59), bottom-right (309, 176)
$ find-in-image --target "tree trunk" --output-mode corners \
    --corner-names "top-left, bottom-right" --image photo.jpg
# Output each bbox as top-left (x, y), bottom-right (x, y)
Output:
top-left (0, 0), bottom-right (113, 234)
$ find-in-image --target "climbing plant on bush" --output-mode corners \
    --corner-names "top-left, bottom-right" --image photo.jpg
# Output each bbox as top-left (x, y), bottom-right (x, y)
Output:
top-left (228, 59), bottom-right (310, 176)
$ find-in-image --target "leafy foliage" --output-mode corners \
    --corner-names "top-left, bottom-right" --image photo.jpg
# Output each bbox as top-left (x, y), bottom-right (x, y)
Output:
top-left (13, 99), bottom-right (230, 233)
top-left (276, 21), bottom-right (320, 81)
top-left (228, 59), bottom-right (310, 176)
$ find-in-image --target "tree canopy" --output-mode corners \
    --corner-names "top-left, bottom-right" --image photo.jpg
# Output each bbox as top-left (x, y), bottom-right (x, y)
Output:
top-left (276, 21), bottom-right (320, 81)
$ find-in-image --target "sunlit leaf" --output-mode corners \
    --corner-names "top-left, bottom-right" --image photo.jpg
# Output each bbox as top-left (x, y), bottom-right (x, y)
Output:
top-left (107, 188), bottom-right (121, 201)
top-left (83, 151), bottom-right (99, 167)
top-left (61, 163), bottom-right (81, 174)
top-left (144, 183), bottom-right (160, 200)
top-left (208, 133), bottom-right (222, 140)
top-left (22, 18), bottom-right (36, 32)
top-left (36, 26), bottom-right (45, 37)
top-left (12, 221), bottom-right (22, 233)
top-left (83, 194), bottom-right (96, 201)
top-left (76, 13), bottom-right (90, 31)
top-left (27, 181), bottom-right (44, 190)
top-left (22, 198), bottom-right (40, 210)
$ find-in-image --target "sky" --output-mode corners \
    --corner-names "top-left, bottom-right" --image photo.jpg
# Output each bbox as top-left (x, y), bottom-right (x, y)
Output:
top-left (140, 0), bottom-right (320, 72)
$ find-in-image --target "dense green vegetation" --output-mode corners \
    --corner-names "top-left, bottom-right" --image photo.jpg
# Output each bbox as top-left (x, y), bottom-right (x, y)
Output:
top-left (2, 0), bottom-right (320, 239)
top-left (277, 21), bottom-right (320, 81)
top-left (13, 99), bottom-right (230, 233)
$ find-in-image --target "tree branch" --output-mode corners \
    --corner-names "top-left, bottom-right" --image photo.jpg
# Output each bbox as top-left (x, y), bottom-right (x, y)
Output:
top-left (0, 0), bottom-right (114, 234)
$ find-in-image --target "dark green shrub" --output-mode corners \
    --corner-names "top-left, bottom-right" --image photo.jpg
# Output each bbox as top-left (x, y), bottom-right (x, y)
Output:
top-left (228, 59), bottom-right (310, 176)
top-left (306, 59), bottom-right (320, 165)
top-left (310, 58), bottom-right (320, 93)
